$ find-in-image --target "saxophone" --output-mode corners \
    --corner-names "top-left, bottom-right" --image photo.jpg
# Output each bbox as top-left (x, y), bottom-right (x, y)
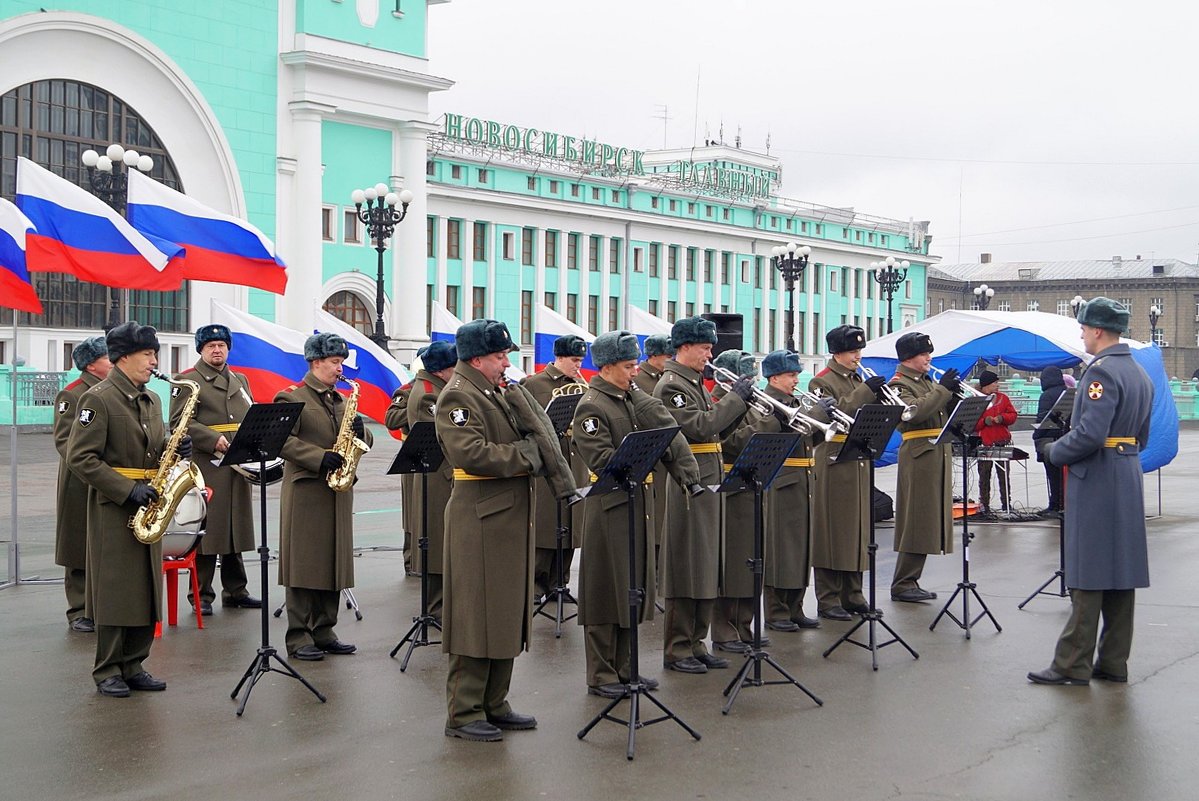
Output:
top-left (131, 370), bottom-right (205, 544)
top-left (327, 375), bottom-right (370, 492)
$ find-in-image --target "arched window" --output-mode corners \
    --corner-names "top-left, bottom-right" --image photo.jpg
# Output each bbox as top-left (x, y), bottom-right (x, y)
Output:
top-left (0, 78), bottom-right (188, 330)
top-left (323, 291), bottom-right (373, 336)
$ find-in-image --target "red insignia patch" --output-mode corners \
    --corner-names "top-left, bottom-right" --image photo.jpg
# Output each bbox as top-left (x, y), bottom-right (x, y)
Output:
top-left (1087, 381), bottom-right (1103, 400)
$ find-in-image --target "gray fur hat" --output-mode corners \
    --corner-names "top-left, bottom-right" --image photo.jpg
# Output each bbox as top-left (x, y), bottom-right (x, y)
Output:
top-left (554, 335), bottom-right (588, 358)
top-left (762, 349), bottom-right (802, 378)
top-left (713, 349), bottom-right (757, 377)
top-left (1076, 296), bottom-right (1130, 334)
top-left (304, 332), bottom-right (350, 362)
top-left (456, 319), bottom-right (519, 361)
top-left (643, 334), bottom-right (673, 358)
top-left (592, 330), bottom-right (641, 367)
top-left (72, 335), bottom-right (108, 371)
top-left (422, 340), bottom-right (458, 372)
top-left (106, 322), bottom-right (160, 363)
top-left (670, 316), bottom-right (718, 349)
top-left (195, 324), bottom-right (232, 353)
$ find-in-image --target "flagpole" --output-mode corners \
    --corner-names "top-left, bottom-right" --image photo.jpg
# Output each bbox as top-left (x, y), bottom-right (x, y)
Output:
top-left (7, 312), bottom-right (19, 587)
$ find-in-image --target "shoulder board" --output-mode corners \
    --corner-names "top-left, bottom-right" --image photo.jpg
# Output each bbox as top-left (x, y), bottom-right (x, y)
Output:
top-left (422, 379), bottom-right (434, 394)
top-left (64, 378), bottom-right (84, 391)
top-left (285, 384), bottom-right (299, 392)
top-left (815, 367), bottom-right (832, 377)
top-left (401, 380), bottom-right (415, 391)
top-left (180, 367), bottom-right (197, 375)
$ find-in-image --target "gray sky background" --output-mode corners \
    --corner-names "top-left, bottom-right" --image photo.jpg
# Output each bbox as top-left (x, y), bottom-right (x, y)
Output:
top-left (426, 0), bottom-right (1197, 266)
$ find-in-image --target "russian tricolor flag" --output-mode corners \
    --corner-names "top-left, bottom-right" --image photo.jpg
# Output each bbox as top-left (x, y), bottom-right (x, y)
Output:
top-left (0, 198), bottom-right (43, 314)
top-left (534, 304), bottom-right (596, 377)
top-left (314, 307), bottom-right (410, 427)
top-left (628, 304), bottom-right (672, 353)
top-left (211, 300), bottom-right (310, 401)
top-left (127, 170), bottom-right (288, 294)
top-left (16, 157), bottom-right (183, 291)
top-left (430, 301), bottom-right (526, 382)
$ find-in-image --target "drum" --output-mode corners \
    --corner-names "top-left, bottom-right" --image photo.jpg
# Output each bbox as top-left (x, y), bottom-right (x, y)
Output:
top-left (232, 457), bottom-right (285, 486)
top-left (161, 484), bottom-right (209, 559)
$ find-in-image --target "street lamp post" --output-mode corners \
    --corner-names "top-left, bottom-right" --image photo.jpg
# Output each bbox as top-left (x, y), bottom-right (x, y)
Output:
top-left (1148, 304), bottom-right (1163, 346)
top-left (869, 255), bottom-right (910, 334)
top-left (770, 242), bottom-right (811, 352)
top-left (352, 183), bottom-right (415, 350)
top-left (1070, 294), bottom-right (1085, 316)
top-left (81, 143), bottom-right (154, 331)
top-left (973, 283), bottom-right (995, 311)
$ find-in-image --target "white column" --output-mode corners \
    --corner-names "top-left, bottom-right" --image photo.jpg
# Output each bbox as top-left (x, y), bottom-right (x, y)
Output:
top-left (435, 218), bottom-right (448, 314)
top-left (599, 234), bottom-right (611, 333)
top-left (847, 265), bottom-right (857, 327)
top-left (803, 263), bottom-right (814, 358)
top-left (534, 226), bottom-right (546, 334)
top-left (695, 249), bottom-right (707, 313)
top-left (391, 121), bottom-right (436, 360)
top-left (487, 226), bottom-right (497, 318)
top-left (711, 252), bottom-right (723, 311)
top-left (461, 218), bottom-right (474, 319)
top-left (557, 232), bottom-right (567, 314)
top-left (280, 102), bottom-right (334, 332)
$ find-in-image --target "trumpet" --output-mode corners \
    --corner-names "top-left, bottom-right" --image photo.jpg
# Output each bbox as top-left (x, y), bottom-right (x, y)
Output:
top-left (928, 366), bottom-right (988, 399)
top-left (707, 361), bottom-right (845, 438)
top-left (793, 387), bottom-right (856, 430)
top-left (858, 366), bottom-right (917, 421)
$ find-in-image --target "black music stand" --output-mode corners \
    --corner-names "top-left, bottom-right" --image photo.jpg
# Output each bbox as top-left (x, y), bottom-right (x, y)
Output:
top-left (534, 391), bottom-right (584, 637)
top-left (1019, 388), bottom-right (1076, 608)
top-left (386, 422), bottom-right (444, 669)
top-left (576, 425), bottom-right (701, 760)
top-left (930, 394), bottom-right (1002, 639)
top-left (224, 403), bottom-right (327, 716)
top-left (717, 432), bottom-right (823, 714)
top-left (822, 404), bottom-right (917, 670)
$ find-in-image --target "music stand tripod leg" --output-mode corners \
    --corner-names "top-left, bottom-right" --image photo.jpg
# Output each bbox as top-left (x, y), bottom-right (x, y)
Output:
top-left (391, 466), bottom-right (440, 668)
top-left (534, 499), bottom-right (577, 636)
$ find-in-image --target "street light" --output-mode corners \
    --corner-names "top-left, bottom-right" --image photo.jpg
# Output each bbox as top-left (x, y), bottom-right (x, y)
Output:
top-left (81, 143), bottom-right (155, 330)
top-left (352, 183), bottom-right (415, 349)
top-left (770, 241), bottom-right (811, 352)
top-left (1149, 304), bottom-right (1163, 346)
top-left (973, 283), bottom-right (995, 311)
top-left (1070, 295), bottom-right (1085, 315)
top-left (869, 255), bottom-right (910, 334)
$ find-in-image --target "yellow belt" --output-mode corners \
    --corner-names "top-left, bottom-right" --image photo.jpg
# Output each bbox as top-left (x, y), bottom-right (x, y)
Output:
top-left (210, 423), bottom-right (240, 433)
top-left (784, 457), bottom-right (814, 468)
top-left (112, 467), bottom-right (157, 479)
top-left (452, 469), bottom-right (529, 481)
top-left (829, 434), bottom-right (847, 443)
top-left (589, 472), bottom-right (653, 485)
top-left (902, 428), bottom-right (943, 441)
top-left (689, 442), bottom-right (722, 455)
top-left (1105, 437), bottom-right (1137, 448)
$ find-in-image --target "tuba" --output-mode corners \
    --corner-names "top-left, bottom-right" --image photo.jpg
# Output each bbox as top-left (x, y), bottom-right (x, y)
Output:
top-left (131, 371), bottom-right (206, 545)
top-left (327, 376), bottom-right (371, 492)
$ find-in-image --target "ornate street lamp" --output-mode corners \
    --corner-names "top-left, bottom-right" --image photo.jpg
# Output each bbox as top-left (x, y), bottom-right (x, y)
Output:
top-left (869, 255), bottom-right (910, 334)
top-left (1148, 304), bottom-right (1163, 346)
top-left (1070, 294), bottom-right (1085, 315)
top-left (770, 242), bottom-right (811, 352)
top-left (973, 283), bottom-right (995, 311)
top-left (81, 143), bottom-right (154, 330)
top-left (352, 183), bottom-right (415, 349)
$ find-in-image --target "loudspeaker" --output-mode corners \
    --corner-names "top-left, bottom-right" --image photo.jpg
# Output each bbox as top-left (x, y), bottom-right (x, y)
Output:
top-left (701, 312), bottom-right (743, 357)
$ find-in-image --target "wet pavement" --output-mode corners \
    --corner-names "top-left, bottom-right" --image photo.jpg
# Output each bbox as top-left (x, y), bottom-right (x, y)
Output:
top-left (2, 424), bottom-right (1197, 801)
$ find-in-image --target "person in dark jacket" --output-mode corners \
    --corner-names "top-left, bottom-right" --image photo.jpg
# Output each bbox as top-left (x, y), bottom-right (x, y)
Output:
top-left (1033, 366), bottom-right (1067, 514)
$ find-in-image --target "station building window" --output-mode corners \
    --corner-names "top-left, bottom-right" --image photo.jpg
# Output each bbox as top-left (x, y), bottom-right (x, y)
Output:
top-left (323, 291), bottom-right (372, 336)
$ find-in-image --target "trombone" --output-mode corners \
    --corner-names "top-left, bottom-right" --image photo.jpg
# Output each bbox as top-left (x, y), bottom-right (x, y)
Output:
top-left (858, 366), bottom-right (917, 421)
top-left (927, 365), bottom-right (988, 399)
top-left (707, 361), bottom-right (846, 438)
top-left (793, 387), bottom-right (856, 430)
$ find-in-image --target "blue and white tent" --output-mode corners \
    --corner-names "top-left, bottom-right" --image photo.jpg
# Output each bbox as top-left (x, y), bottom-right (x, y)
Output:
top-left (860, 310), bottom-right (1178, 472)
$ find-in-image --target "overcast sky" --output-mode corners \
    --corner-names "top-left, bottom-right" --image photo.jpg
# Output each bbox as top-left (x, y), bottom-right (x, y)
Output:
top-left (426, 0), bottom-right (1198, 266)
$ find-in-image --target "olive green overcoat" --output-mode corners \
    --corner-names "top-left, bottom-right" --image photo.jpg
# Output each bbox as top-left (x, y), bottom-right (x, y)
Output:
top-left (66, 367), bottom-right (165, 626)
top-left (632, 363), bottom-right (670, 545)
top-left (53, 371), bottom-right (101, 569)
top-left (406, 370), bottom-right (452, 574)
top-left (170, 359), bottom-right (255, 556)
top-left (386, 383), bottom-right (416, 541)
top-left (759, 385), bottom-right (817, 590)
top-left (519, 364), bottom-right (589, 548)
top-left (891, 365), bottom-right (954, 555)
top-left (274, 372), bottom-right (373, 591)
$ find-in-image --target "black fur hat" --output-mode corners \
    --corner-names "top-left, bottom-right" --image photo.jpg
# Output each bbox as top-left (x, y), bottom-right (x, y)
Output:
top-left (896, 331), bottom-right (934, 361)
top-left (106, 321), bottom-right (160, 363)
top-left (422, 340), bottom-right (458, 372)
top-left (762, 349), bottom-right (803, 378)
top-left (826, 325), bottom-right (866, 354)
top-left (1076, 296), bottom-right (1130, 334)
top-left (713, 349), bottom-right (757, 377)
top-left (643, 334), bottom-right (673, 358)
top-left (554, 334), bottom-right (588, 358)
top-left (195, 324), bottom-right (233, 353)
top-left (456, 319), bottom-right (519, 361)
top-left (304, 332), bottom-right (349, 362)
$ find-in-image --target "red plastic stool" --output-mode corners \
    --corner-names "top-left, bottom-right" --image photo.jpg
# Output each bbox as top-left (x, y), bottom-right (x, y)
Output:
top-left (156, 550), bottom-right (204, 637)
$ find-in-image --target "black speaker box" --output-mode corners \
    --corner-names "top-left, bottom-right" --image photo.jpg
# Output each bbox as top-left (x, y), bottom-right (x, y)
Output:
top-left (701, 312), bottom-right (743, 357)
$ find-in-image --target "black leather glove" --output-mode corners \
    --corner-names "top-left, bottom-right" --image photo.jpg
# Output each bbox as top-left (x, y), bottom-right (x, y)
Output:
top-left (176, 435), bottom-right (193, 460)
top-left (730, 375), bottom-right (755, 402)
top-left (937, 367), bottom-right (961, 393)
top-left (865, 375), bottom-right (888, 399)
top-left (320, 451), bottom-right (345, 476)
top-left (817, 396), bottom-right (838, 415)
top-left (688, 483), bottom-right (706, 497)
top-left (127, 483), bottom-right (159, 507)
top-left (561, 488), bottom-right (588, 506)
top-left (351, 415), bottom-right (365, 438)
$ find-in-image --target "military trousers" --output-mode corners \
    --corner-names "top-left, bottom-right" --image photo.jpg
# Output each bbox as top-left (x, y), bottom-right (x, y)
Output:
top-left (446, 654), bottom-right (514, 728)
top-left (64, 567), bottom-right (87, 621)
top-left (584, 624), bottom-right (632, 688)
top-left (93, 624), bottom-right (155, 684)
top-left (190, 552), bottom-right (249, 605)
top-left (1052, 589), bottom-right (1135, 681)
top-left (284, 587), bottom-right (341, 654)
top-left (711, 596), bottom-right (755, 644)
top-left (662, 597), bottom-right (714, 663)
top-left (891, 552), bottom-right (928, 594)
top-left (814, 568), bottom-right (866, 612)
top-left (534, 546), bottom-right (575, 598)
top-left (766, 586), bottom-right (811, 623)
top-left (978, 459), bottom-right (1011, 511)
